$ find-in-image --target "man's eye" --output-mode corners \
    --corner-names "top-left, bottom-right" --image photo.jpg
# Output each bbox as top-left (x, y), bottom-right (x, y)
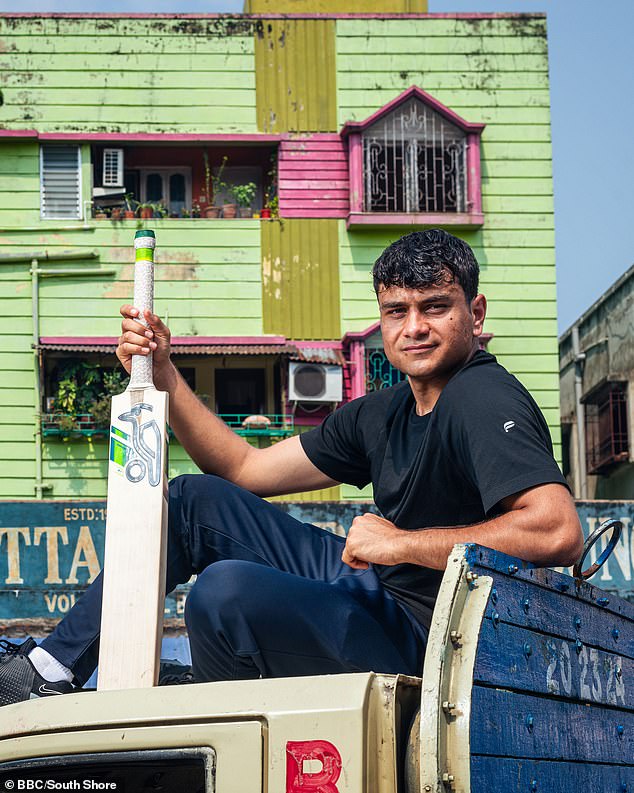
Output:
top-left (427, 304), bottom-right (447, 312)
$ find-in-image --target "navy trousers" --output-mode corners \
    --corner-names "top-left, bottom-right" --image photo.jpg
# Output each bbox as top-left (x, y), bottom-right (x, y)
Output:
top-left (42, 475), bottom-right (427, 685)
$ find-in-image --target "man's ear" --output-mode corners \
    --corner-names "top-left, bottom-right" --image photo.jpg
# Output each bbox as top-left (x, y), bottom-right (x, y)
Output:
top-left (471, 294), bottom-right (487, 337)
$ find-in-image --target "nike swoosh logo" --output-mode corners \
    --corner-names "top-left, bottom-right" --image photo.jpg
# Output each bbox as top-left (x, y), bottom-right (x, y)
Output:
top-left (38, 684), bottom-right (64, 695)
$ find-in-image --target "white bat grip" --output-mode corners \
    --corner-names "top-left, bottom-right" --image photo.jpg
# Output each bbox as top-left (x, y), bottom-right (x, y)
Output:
top-left (130, 241), bottom-right (155, 388)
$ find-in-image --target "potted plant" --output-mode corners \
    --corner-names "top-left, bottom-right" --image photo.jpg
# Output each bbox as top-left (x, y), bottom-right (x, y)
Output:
top-left (191, 203), bottom-right (201, 218)
top-left (202, 151), bottom-right (228, 218)
top-left (136, 201), bottom-right (166, 220)
top-left (231, 182), bottom-right (257, 218)
top-left (94, 206), bottom-right (109, 220)
top-left (123, 194), bottom-right (137, 219)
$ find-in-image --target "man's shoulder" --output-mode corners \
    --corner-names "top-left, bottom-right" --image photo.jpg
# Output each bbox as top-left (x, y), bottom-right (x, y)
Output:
top-left (437, 351), bottom-right (542, 429)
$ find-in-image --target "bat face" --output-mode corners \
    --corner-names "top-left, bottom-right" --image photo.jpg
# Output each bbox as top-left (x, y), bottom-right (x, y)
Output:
top-left (99, 385), bottom-right (169, 691)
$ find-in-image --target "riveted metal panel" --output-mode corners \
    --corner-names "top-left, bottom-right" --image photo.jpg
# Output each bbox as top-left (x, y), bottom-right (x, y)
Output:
top-left (255, 19), bottom-right (337, 133)
top-left (261, 219), bottom-right (340, 339)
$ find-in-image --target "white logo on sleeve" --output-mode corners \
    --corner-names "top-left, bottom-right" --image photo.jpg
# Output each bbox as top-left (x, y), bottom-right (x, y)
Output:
top-left (503, 421), bottom-right (516, 433)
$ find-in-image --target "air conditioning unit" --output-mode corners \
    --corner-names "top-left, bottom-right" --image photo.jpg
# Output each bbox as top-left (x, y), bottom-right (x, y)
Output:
top-left (288, 362), bottom-right (343, 402)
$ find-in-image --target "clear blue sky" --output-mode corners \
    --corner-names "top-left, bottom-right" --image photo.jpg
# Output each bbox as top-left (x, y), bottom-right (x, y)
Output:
top-left (1, 0), bottom-right (631, 334)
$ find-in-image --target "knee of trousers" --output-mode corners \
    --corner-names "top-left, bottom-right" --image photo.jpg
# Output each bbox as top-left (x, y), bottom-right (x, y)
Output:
top-left (184, 560), bottom-right (264, 634)
top-left (169, 473), bottom-right (234, 506)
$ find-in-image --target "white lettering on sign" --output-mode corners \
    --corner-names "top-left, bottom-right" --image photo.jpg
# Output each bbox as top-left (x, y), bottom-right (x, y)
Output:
top-left (63, 507), bottom-right (107, 522)
top-left (33, 526), bottom-right (69, 584)
top-left (65, 525), bottom-right (100, 584)
top-left (44, 592), bottom-right (77, 613)
top-left (546, 639), bottom-right (625, 706)
top-left (0, 527), bottom-right (31, 584)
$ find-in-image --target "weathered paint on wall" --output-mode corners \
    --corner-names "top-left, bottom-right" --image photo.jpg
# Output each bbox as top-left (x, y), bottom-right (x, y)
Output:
top-left (261, 218), bottom-right (340, 339)
top-left (254, 19), bottom-right (337, 133)
top-left (335, 16), bottom-right (561, 455)
top-left (1, 500), bottom-right (631, 626)
top-left (0, 16), bottom-right (257, 134)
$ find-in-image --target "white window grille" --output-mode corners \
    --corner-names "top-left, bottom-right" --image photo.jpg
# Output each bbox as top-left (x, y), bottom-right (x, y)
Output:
top-left (102, 148), bottom-right (124, 187)
top-left (40, 145), bottom-right (82, 220)
top-left (362, 97), bottom-right (467, 213)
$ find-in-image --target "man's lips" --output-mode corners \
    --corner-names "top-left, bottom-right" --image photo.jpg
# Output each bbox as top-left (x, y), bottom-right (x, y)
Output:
top-left (401, 344), bottom-right (437, 352)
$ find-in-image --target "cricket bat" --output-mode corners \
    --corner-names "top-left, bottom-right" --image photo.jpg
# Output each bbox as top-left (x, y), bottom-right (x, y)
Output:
top-left (98, 229), bottom-right (169, 690)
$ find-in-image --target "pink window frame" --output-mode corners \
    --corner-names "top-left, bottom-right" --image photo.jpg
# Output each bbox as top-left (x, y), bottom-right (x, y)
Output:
top-left (342, 86), bottom-right (485, 230)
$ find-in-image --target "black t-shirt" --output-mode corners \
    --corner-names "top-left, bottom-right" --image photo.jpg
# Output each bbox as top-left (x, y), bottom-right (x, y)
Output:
top-left (299, 350), bottom-right (568, 628)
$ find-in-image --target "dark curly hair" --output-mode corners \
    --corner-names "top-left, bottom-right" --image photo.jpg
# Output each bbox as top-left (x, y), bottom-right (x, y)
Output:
top-left (372, 229), bottom-right (479, 303)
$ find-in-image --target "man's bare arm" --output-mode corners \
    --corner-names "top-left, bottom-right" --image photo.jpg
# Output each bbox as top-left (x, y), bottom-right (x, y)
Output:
top-left (117, 307), bottom-right (338, 497)
top-left (342, 483), bottom-right (584, 570)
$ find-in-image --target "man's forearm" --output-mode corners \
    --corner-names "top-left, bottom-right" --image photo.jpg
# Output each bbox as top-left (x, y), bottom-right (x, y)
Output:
top-left (157, 362), bottom-right (252, 480)
top-left (342, 484), bottom-right (584, 571)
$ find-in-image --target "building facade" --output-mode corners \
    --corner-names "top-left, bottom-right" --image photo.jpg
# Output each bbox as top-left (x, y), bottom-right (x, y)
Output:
top-left (0, 10), bottom-right (560, 502)
top-left (559, 264), bottom-right (633, 500)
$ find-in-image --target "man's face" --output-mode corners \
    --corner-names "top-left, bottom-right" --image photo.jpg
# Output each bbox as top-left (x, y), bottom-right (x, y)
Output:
top-left (377, 278), bottom-right (486, 383)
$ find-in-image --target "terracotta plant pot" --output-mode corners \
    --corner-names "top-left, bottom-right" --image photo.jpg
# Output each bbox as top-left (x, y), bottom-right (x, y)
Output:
top-left (222, 203), bottom-right (238, 219)
top-left (124, 210), bottom-right (135, 219)
top-left (95, 212), bottom-right (107, 220)
top-left (204, 206), bottom-right (220, 218)
top-left (139, 207), bottom-right (153, 219)
top-left (260, 208), bottom-right (271, 219)
top-left (111, 208), bottom-right (121, 220)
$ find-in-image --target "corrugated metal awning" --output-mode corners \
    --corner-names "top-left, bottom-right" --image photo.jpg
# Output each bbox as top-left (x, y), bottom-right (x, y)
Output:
top-left (290, 347), bottom-right (346, 366)
top-left (38, 341), bottom-right (300, 357)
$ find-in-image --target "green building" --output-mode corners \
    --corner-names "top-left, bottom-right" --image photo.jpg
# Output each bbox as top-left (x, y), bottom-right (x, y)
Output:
top-left (0, 7), bottom-right (559, 502)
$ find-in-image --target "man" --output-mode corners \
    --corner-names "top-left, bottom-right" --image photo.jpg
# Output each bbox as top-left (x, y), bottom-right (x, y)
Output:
top-left (0, 229), bottom-right (583, 704)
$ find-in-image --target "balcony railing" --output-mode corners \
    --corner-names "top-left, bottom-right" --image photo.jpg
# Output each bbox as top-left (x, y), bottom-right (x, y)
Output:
top-left (42, 413), bottom-right (295, 439)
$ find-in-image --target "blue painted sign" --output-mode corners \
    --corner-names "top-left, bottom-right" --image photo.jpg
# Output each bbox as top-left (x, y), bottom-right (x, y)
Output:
top-left (0, 499), bottom-right (632, 622)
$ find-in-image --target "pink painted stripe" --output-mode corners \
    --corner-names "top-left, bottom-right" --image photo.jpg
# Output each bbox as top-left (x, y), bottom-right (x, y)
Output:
top-left (281, 161), bottom-right (348, 171)
top-left (295, 340), bottom-right (343, 350)
top-left (284, 180), bottom-right (349, 190)
top-left (343, 321), bottom-right (381, 342)
top-left (42, 132), bottom-right (282, 143)
top-left (282, 210), bottom-right (348, 218)
top-left (0, 129), bottom-right (38, 139)
top-left (346, 211), bottom-right (484, 228)
top-left (0, 12), bottom-right (545, 19)
top-left (280, 151), bottom-right (346, 161)
top-left (41, 335), bottom-right (288, 346)
top-left (279, 186), bottom-right (348, 202)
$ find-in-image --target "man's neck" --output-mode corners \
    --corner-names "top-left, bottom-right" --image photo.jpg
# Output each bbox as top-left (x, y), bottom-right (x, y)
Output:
top-left (408, 344), bottom-right (480, 416)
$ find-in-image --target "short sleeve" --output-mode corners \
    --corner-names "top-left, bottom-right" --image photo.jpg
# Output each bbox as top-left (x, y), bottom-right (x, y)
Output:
top-left (299, 398), bottom-right (372, 489)
top-left (444, 374), bottom-right (569, 514)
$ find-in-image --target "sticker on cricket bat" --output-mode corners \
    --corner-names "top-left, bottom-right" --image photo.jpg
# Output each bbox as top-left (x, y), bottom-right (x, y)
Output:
top-left (109, 403), bottom-right (162, 486)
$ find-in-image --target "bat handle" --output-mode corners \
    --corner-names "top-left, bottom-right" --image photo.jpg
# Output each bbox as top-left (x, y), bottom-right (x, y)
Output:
top-left (130, 231), bottom-right (156, 389)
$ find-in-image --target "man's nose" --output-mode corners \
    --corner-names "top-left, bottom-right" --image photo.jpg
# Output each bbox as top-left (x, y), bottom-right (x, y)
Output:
top-left (404, 310), bottom-right (429, 337)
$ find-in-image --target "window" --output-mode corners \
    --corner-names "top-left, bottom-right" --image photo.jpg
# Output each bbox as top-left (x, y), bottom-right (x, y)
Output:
top-left (140, 167), bottom-right (192, 215)
top-left (363, 96), bottom-right (467, 213)
top-left (215, 368), bottom-right (265, 416)
top-left (342, 86), bottom-right (484, 228)
top-left (102, 148), bottom-right (124, 187)
top-left (585, 382), bottom-right (629, 473)
top-left (40, 145), bottom-right (82, 220)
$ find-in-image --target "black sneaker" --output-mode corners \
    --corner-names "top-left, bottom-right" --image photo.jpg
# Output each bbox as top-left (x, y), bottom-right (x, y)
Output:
top-left (0, 638), bottom-right (76, 706)
top-left (158, 659), bottom-right (194, 686)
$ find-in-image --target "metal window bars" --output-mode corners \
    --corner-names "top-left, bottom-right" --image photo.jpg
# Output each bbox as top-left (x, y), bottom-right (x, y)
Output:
top-left (585, 385), bottom-right (629, 474)
top-left (366, 349), bottom-right (406, 392)
top-left (362, 97), bottom-right (467, 214)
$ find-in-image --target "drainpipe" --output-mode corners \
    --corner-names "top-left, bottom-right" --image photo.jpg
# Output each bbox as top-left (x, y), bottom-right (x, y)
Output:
top-left (571, 324), bottom-right (587, 499)
top-left (0, 249), bottom-right (114, 498)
